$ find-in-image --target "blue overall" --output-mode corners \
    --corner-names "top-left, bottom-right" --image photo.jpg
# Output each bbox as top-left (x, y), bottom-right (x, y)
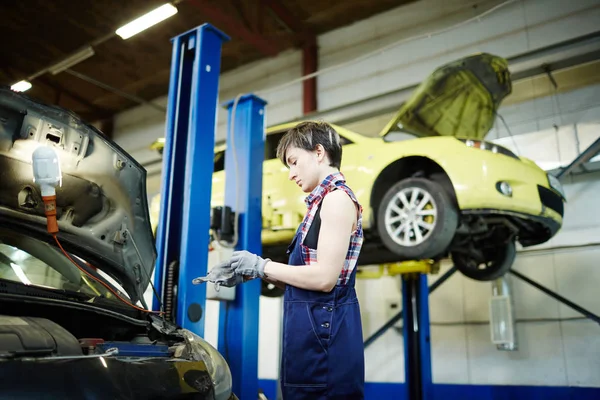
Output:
top-left (280, 189), bottom-right (365, 399)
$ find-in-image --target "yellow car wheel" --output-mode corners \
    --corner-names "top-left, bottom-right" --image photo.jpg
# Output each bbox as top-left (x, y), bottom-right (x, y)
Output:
top-left (376, 177), bottom-right (458, 260)
top-left (451, 239), bottom-right (516, 281)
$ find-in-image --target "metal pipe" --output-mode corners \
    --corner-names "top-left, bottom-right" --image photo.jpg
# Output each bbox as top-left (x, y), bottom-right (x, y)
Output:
top-left (509, 269), bottom-right (600, 325)
top-left (65, 69), bottom-right (167, 113)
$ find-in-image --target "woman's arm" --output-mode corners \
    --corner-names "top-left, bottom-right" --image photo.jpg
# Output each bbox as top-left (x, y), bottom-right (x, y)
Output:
top-left (262, 190), bottom-right (356, 292)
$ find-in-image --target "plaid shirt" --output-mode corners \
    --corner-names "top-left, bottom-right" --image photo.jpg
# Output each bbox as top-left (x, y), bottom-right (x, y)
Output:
top-left (299, 172), bottom-right (364, 286)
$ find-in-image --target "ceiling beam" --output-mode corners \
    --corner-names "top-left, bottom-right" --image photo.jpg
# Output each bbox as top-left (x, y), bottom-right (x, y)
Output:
top-left (36, 76), bottom-right (113, 119)
top-left (187, 0), bottom-right (281, 57)
top-left (231, 0), bottom-right (254, 32)
top-left (262, 0), bottom-right (314, 45)
top-left (0, 61), bottom-right (113, 121)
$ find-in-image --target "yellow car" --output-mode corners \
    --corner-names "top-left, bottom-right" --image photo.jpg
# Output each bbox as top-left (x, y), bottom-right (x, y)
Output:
top-left (151, 53), bottom-right (565, 283)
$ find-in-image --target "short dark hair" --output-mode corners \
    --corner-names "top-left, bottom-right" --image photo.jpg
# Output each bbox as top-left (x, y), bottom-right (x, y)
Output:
top-left (276, 121), bottom-right (343, 169)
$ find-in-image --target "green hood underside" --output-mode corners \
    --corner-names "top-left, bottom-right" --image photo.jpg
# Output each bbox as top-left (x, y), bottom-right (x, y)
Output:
top-left (380, 53), bottom-right (512, 140)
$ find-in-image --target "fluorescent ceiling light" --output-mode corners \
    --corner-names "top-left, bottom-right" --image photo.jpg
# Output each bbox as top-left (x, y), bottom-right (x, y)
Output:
top-left (116, 3), bottom-right (178, 40)
top-left (11, 80), bottom-right (32, 92)
top-left (49, 46), bottom-right (95, 75)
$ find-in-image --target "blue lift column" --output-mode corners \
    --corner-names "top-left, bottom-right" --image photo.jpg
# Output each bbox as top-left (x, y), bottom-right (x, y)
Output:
top-left (153, 24), bottom-right (229, 336)
top-left (402, 271), bottom-right (433, 400)
top-left (218, 94), bottom-right (268, 400)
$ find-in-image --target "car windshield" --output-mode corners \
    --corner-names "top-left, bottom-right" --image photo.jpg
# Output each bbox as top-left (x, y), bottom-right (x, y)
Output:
top-left (0, 228), bottom-right (124, 305)
top-left (383, 130), bottom-right (420, 142)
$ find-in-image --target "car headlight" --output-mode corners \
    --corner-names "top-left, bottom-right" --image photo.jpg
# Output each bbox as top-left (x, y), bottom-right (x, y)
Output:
top-left (180, 329), bottom-right (233, 400)
top-left (458, 138), bottom-right (519, 160)
top-left (547, 173), bottom-right (566, 200)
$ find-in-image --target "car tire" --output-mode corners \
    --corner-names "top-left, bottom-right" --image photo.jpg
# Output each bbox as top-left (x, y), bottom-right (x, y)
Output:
top-left (451, 240), bottom-right (516, 281)
top-left (261, 280), bottom-right (285, 297)
top-left (376, 177), bottom-right (458, 260)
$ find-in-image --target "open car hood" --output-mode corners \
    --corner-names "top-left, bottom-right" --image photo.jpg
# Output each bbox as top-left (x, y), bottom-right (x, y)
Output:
top-left (379, 53), bottom-right (512, 140)
top-left (0, 87), bottom-right (156, 306)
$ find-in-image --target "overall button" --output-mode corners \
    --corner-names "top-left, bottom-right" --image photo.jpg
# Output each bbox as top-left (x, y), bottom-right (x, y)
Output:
top-left (321, 322), bottom-right (330, 328)
top-left (323, 306), bottom-right (333, 312)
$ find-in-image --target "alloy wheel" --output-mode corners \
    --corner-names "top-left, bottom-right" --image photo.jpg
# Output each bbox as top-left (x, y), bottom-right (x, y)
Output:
top-left (384, 187), bottom-right (437, 247)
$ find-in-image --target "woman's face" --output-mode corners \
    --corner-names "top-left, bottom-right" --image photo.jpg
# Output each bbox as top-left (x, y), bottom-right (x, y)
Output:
top-left (285, 145), bottom-right (322, 193)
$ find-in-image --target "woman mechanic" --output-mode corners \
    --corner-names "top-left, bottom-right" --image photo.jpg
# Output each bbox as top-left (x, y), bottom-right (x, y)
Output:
top-left (205, 121), bottom-right (365, 400)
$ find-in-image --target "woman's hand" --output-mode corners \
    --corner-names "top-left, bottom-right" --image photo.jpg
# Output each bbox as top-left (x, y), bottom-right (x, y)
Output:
top-left (192, 261), bottom-right (243, 289)
top-left (230, 250), bottom-right (271, 279)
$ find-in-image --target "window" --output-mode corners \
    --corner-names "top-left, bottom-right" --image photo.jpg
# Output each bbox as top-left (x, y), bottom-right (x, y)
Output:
top-left (382, 131), bottom-right (418, 142)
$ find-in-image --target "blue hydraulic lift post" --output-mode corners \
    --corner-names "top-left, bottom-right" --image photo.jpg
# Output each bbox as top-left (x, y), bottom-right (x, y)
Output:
top-left (402, 273), bottom-right (433, 400)
top-left (153, 24), bottom-right (230, 337)
top-left (218, 94), bottom-right (267, 400)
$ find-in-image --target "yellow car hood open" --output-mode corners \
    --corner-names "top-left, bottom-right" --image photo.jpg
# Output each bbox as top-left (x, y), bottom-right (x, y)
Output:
top-left (379, 53), bottom-right (512, 141)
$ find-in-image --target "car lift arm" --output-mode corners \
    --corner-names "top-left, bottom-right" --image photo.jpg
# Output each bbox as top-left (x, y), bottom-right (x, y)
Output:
top-left (555, 136), bottom-right (600, 179)
top-left (363, 261), bottom-right (599, 400)
top-left (509, 269), bottom-right (600, 325)
top-left (363, 265), bottom-right (457, 349)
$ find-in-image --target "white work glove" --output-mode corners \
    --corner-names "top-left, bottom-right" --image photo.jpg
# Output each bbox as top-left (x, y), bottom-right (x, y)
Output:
top-left (192, 261), bottom-right (243, 290)
top-left (230, 250), bottom-right (270, 280)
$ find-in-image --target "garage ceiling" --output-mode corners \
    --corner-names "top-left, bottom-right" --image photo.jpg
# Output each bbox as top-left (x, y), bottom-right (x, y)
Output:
top-left (0, 0), bottom-right (414, 124)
